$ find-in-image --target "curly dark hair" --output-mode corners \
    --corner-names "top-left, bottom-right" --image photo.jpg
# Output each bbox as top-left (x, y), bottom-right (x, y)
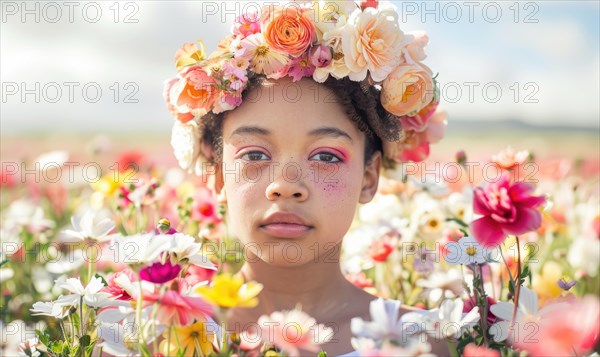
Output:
top-left (198, 73), bottom-right (402, 167)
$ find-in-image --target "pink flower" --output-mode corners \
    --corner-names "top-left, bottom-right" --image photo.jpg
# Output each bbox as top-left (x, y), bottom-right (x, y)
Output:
top-left (257, 308), bottom-right (333, 357)
top-left (308, 45), bottom-right (333, 68)
top-left (183, 264), bottom-right (217, 286)
top-left (402, 31), bottom-right (429, 64)
top-left (233, 11), bottom-right (261, 38)
top-left (399, 100), bottom-right (439, 132)
top-left (345, 272), bottom-right (373, 289)
top-left (513, 296), bottom-right (599, 356)
top-left (491, 146), bottom-right (530, 170)
top-left (223, 57), bottom-right (249, 87)
top-left (102, 268), bottom-right (137, 300)
top-left (142, 279), bottom-right (214, 326)
top-left (471, 173), bottom-right (546, 247)
top-left (288, 53), bottom-right (315, 82)
top-left (139, 261), bottom-right (182, 284)
top-left (463, 343), bottom-right (500, 357)
top-left (191, 187), bottom-right (222, 225)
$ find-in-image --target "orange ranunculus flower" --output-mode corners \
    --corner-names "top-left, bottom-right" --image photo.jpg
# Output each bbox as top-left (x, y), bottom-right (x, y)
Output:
top-left (261, 5), bottom-right (316, 57)
top-left (381, 62), bottom-right (435, 117)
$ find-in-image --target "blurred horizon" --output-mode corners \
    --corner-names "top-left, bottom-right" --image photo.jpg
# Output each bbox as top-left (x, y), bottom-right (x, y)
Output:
top-left (1, 0), bottom-right (599, 134)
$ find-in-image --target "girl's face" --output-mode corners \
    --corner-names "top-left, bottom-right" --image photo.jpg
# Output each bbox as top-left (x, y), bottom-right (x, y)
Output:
top-left (217, 77), bottom-right (381, 266)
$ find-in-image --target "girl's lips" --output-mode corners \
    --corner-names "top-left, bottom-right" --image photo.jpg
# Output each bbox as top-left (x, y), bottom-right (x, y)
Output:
top-left (259, 223), bottom-right (312, 238)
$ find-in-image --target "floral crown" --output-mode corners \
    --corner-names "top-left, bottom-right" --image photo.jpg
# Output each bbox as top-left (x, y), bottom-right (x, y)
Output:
top-left (164, 0), bottom-right (447, 177)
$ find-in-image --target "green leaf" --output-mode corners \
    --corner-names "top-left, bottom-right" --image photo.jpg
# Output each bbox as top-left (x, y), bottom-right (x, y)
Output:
top-left (50, 340), bottom-right (66, 355)
top-left (35, 328), bottom-right (50, 345)
top-left (446, 217), bottom-right (469, 228)
top-left (94, 273), bottom-right (108, 286)
top-left (318, 351), bottom-right (328, 357)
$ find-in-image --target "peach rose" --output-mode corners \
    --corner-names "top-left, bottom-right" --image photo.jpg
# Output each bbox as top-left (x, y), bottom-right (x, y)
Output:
top-left (261, 5), bottom-right (316, 57)
top-left (402, 31), bottom-right (429, 64)
top-left (342, 6), bottom-right (404, 82)
top-left (381, 62), bottom-right (435, 117)
top-left (164, 77), bottom-right (194, 123)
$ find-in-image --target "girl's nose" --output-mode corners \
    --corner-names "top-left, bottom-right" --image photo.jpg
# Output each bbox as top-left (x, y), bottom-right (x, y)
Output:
top-left (265, 166), bottom-right (309, 201)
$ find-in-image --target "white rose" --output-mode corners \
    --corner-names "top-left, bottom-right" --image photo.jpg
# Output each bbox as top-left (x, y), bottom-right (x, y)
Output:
top-left (171, 120), bottom-right (200, 173)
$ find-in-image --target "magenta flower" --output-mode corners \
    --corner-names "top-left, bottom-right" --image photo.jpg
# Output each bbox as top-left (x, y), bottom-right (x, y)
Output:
top-left (471, 173), bottom-right (546, 247)
top-left (139, 261), bottom-right (181, 284)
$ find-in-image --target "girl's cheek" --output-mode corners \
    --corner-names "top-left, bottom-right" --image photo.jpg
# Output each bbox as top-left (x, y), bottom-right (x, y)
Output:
top-left (310, 162), bottom-right (350, 198)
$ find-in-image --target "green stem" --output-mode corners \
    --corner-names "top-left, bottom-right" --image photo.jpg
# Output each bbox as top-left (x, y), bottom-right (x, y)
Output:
top-left (86, 244), bottom-right (95, 284)
top-left (499, 249), bottom-right (516, 295)
top-left (447, 339), bottom-right (459, 357)
top-left (510, 236), bottom-right (522, 330)
top-left (136, 280), bottom-right (145, 348)
top-left (477, 264), bottom-right (489, 347)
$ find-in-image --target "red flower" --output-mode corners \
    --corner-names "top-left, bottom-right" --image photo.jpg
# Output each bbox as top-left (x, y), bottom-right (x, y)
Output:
top-left (368, 232), bottom-right (397, 262)
top-left (116, 151), bottom-right (145, 172)
top-left (471, 173), bottom-right (545, 247)
top-left (360, 0), bottom-right (379, 10)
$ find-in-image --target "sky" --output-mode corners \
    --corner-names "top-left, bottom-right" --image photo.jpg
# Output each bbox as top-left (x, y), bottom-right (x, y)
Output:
top-left (1, 0), bottom-right (599, 133)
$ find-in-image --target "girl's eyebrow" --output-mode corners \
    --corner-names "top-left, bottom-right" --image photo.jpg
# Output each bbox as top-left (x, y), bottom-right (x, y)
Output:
top-left (229, 125), bottom-right (353, 144)
top-left (229, 126), bottom-right (269, 139)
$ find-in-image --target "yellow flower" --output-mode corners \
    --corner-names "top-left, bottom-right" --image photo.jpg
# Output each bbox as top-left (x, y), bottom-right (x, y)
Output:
top-left (196, 273), bottom-right (263, 308)
top-left (90, 169), bottom-right (135, 196)
top-left (175, 41), bottom-right (206, 72)
top-left (159, 321), bottom-right (215, 357)
top-left (532, 261), bottom-right (563, 305)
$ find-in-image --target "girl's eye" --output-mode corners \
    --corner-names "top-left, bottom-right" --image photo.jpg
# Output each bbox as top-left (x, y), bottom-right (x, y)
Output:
top-left (241, 151), bottom-right (270, 161)
top-left (309, 152), bottom-right (342, 163)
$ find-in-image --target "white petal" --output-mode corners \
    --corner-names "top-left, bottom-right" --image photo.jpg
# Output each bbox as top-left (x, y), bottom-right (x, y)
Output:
top-left (187, 254), bottom-right (217, 270)
top-left (85, 276), bottom-right (105, 295)
top-left (518, 286), bottom-right (538, 315)
top-left (57, 277), bottom-right (85, 295)
top-left (461, 306), bottom-right (480, 327)
top-left (93, 218), bottom-right (115, 238)
top-left (79, 212), bottom-right (94, 235)
top-left (489, 320), bottom-right (510, 342)
top-left (61, 229), bottom-right (85, 241)
top-left (490, 301), bottom-right (515, 321)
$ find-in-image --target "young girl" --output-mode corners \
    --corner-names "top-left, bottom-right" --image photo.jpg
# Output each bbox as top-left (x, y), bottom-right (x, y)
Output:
top-left (165, 1), bottom-right (448, 355)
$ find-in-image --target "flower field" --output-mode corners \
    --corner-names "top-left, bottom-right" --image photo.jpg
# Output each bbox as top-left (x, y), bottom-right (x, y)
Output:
top-left (1, 131), bottom-right (598, 356)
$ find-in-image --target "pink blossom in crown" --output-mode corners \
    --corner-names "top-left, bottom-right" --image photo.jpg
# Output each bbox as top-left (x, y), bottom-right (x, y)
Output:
top-left (233, 11), bottom-right (261, 38)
